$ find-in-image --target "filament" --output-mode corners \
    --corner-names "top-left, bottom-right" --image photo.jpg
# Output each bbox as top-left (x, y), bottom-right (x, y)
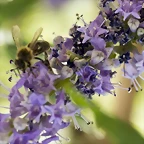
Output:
top-left (0, 93), bottom-right (8, 98)
top-left (72, 116), bottom-right (82, 131)
top-left (131, 79), bottom-right (138, 92)
top-left (0, 80), bottom-right (10, 92)
top-left (56, 133), bottom-right (70, 142)
top-left (139, 75), bottom-right (144, 80)
top-left (113, 83), bottom-right (132, 93)
top-left (0, 106), bottom-right (10, 109)
top-left (134, 79), bottom-right (142, 91)
top-left (80, 114), bottom-right (92, 125)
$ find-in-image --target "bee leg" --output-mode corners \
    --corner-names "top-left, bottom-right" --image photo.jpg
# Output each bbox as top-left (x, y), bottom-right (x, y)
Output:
top-left (22, 69), bottom-right (25, 73)
top-left (44, 52), bottom-right (52, 71)
top-left (35, 56), bottom-right (52, 71)
top-left (16, 68), bottom-right (22, 77)
top-left (34, 56), bottom-right (44, 62)
top-left (44, 52), bottom-right (48, 61)
top-left (10, 68), bottom-right (18, 77)
top-left (26, 61), bottom-right (36, 77)
top-left (26, 61), bottom-right (31, 68)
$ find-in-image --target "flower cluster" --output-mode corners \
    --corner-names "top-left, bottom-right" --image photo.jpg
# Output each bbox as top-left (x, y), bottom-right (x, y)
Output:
top-left (0, 0), bottom-right (144, 143)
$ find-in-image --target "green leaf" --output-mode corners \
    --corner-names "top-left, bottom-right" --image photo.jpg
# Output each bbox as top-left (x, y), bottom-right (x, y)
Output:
top-left (90, 102), bottom-right (144, 144)
top-left (109, 52), bottom-right (116, 59)
top-left (62, 80), bottom-right (144, 144)
top-left (114, 42), bottom-right (136, 55)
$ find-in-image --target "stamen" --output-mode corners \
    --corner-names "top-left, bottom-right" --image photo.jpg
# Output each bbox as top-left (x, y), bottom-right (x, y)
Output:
top-left (0, 93), bottom-right (8, 98)
top-left (139, 75), bottom-right (144, 80)
top-left (8, 76), bottom-right (12, 82)
top-left (56, 133), bottom-right (70, 142)
top-left (80, 114), bottom-right (93, 125)
top-left (100, 19), bottom-right (106, 27)
top-left (72, 116), bottom-right (82, 131)
top-left (0, 80), bottom-right (10, 92)
top-left (113, 83), bottom-right (132, 93)
top-left (134, 79), bottom-right (142, 91)
top-left (76, 13), bottom-right (87, 26)
top-left (0, 106), bottom-right (10, 109)
top-left (10, 59), bottom-right (14, 64)
top-left (57, 140), bottom-right (62, 144)
top-left (114, 92), bottom-right (116, 96)
top-left (131, 79), bottom-right (138, 92)
top-left (112, 91), bottom-right (116, 96)
top-left (55, 141), bottom-right (62, 144)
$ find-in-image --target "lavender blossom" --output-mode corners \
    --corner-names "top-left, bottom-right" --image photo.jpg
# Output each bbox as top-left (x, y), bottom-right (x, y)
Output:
top-left (15, 61), bottom-right (59, 94)
top-left (77, 15), bottom-right (108, 43)
top-left (115, 0), bottom-right (142, 20)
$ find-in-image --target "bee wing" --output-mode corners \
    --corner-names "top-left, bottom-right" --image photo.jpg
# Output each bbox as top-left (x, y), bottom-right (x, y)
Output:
top-left (11, 25), bottom-right (21, 49)
top-left (29, 27), bottom-right (43, 49)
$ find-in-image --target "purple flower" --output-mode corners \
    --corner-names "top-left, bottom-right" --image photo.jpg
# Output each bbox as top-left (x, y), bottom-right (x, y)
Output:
top-left (44, 91), bottom-right (66, 125)
top-left (8, 89), bottom-right (27, 118)
top-left (86, 37), bottom-right (113, 65)
top-left (41, 117), bottom-right (69, 137)
top-left (132, 50), bottom-right (144, 74)
top-left (50, 37), bottom-right (72, 62)
top-left (115, 0), bottom-right (142, 20)
top-left (77, 15), bottom-right (108, 43)
top-left (93, 75), bottom-right (114, 96)
top-left (76, 65), bottom-right (97, 83)
top-left (122, 62), bottom-right (141, 91)
top-left (22, 93), bottom-right (47, 123)
top-left (15, 61), bottom-right (59, 94)
top-left (0, 113), bottom-right (10, 122)
top-left (9, 128), bottom-right (42, 144)
top-left (76, 64), bottom-right (114, 96)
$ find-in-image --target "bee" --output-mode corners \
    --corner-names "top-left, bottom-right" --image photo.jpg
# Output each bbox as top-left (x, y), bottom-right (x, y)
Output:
top-left (11, 25), bottom-right (50, 73)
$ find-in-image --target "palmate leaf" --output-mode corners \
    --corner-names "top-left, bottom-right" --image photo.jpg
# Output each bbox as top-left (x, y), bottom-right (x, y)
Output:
top-left (62, 80), bottom-right (144, 144)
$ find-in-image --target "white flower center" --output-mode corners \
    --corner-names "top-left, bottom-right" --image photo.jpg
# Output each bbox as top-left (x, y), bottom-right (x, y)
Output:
top-left (13, 117), bottom-right (28, 131)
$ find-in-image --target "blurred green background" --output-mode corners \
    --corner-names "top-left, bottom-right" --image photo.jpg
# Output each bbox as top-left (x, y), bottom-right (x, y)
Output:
top-left (0, 0), bottom-right (144, 144)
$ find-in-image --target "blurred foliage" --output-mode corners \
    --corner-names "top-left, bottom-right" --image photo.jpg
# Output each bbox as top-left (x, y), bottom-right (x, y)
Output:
top-left (62, 79), bottom-right (144, 144)
top-left (0, 0), bottom-right (37, 24)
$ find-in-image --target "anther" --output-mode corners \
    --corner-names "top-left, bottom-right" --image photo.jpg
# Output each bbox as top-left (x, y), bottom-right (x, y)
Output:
top-left (128, 87), bottom-right (132, 93)
top-left (8, 76), bottom-right (12, 82)
top-left (76, 13), bottom-right (79, 16)
top-left (87, 122), bottom-right (90, 125)
top-left (72, 116), bottom-right (82, 131)
top-left (10, 59), bottom-right (14, 64)
top-left (80, 114), bottom-right (92, 125)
